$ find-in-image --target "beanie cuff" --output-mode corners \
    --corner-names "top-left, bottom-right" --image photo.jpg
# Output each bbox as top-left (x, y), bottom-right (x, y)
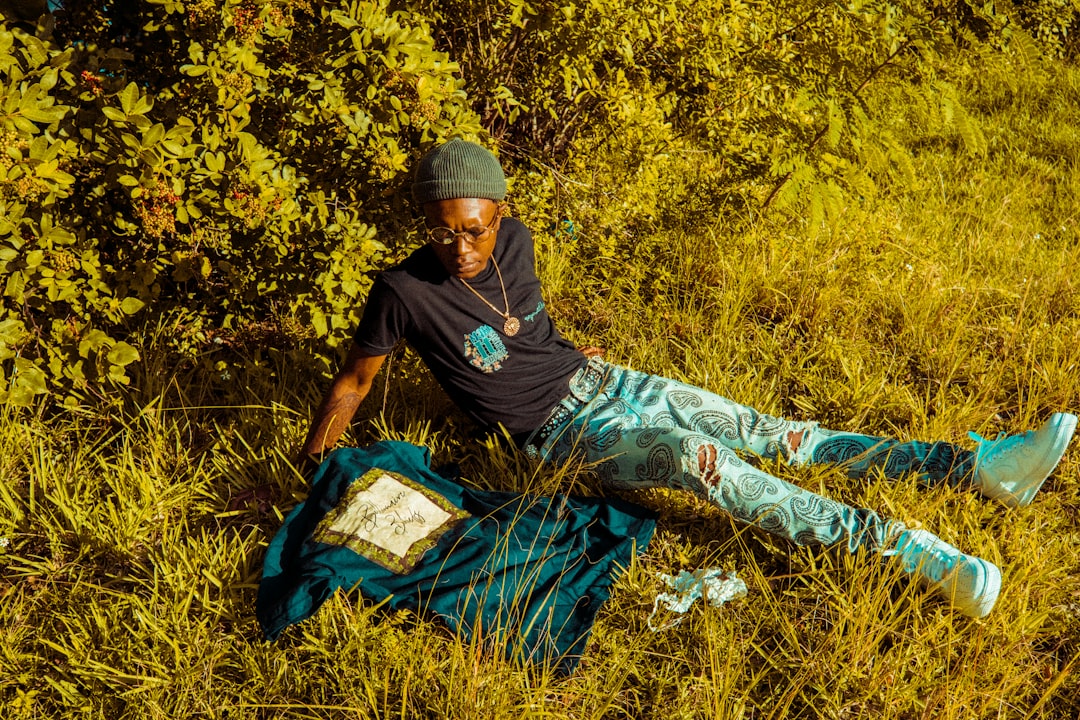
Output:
top-left (413, 178), bottom-right (507, 204)
top-left (412, 138), bottom-right (507, 204)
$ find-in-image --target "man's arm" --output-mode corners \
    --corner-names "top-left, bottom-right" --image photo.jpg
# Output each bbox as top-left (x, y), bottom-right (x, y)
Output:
top-left (298, 344), bottom-right (388, 466)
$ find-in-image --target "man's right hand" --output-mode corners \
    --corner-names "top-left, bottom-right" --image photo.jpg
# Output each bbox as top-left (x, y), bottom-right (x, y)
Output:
top-left (296, 345), bottom-right (388, 481)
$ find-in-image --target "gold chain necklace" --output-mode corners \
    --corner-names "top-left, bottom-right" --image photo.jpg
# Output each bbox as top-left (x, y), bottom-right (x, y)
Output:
top-left (457, 256), bottom-right (520, 336)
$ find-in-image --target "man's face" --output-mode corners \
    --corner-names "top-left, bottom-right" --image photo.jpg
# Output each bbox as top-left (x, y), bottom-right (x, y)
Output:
top-left (423, 197), bottom-right (501, 280)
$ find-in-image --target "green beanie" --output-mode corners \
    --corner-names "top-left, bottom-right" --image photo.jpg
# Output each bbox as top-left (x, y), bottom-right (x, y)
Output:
top-left (412, 138), bottom-right (507, 205)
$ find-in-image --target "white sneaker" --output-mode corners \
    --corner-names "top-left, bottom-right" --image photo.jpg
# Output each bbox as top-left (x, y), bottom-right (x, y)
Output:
top-left (970, 412), bottom-right (1077, 508)
top-left (888, 529), bottom-right (1001, 619)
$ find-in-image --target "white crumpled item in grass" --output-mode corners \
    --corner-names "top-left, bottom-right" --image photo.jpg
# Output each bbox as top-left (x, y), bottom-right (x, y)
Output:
top-left (647, 568), bottom-right (748, 631)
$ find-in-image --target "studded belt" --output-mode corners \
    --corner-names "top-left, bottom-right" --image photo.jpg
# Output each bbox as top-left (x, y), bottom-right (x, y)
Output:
top-left (525, 358), bottom-right (607, 450)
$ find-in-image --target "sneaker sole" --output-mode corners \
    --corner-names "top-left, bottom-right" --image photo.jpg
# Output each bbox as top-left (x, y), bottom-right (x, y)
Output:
top-left (895, 530), bottom-right (1002, 618)
top-left (961, 558), bottom-right (1001, 619)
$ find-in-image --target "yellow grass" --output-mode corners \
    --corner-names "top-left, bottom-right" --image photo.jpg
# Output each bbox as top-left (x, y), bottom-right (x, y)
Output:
top-left (4, 52), bottom-right (1080, 720)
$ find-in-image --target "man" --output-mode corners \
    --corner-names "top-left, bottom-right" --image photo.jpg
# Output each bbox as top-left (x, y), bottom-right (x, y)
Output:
top-left (299, 138), bottom-right (1077, 619)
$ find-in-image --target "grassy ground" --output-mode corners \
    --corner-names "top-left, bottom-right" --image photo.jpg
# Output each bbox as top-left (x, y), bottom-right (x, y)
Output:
top-left (5, 58), bottom-right (1080, 719)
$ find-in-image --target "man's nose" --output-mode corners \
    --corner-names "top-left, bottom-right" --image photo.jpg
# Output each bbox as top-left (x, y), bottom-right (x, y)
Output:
top-left (451, 235), bottom-right (471, 254)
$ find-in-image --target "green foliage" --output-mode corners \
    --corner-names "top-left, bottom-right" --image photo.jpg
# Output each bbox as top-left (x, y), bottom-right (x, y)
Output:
top-left (0, 2), bottom-right (480, 405)
top-left (1009, 0), bottom-right (1080, 58)
top-left (6, 56), bottom-right (1080, 708)
top-left (4, 0), bottom-right (1080, 716)
top-left (0, 0), bottom-right (1072, 407)
top-left (414, 0), bottom-right (1036, 230)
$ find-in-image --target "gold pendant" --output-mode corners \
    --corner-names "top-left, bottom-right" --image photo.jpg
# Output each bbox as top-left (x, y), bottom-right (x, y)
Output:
top-left (503, 317), bottom-right (520, 336)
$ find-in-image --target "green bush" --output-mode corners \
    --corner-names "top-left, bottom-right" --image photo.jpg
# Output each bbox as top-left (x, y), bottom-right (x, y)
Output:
top-left (417, 0), bottom-right (1047, 231)
top-left (1011, 0), bottom-right (1080, 58)
top-left (0, 0), bottom-right (1060, 407)
top-left (0, 1), bottom-right (480, 406)
top-left (394, 0), bottom-right (1068, 376)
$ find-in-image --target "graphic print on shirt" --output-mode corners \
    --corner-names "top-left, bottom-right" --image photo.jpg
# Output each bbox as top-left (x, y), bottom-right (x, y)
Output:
top-left (463, 324), bottom-right (509, 373)
top-left (314, 468), bottom-right (470, 573)
top-left (524, 301), bottom-right (545, 323)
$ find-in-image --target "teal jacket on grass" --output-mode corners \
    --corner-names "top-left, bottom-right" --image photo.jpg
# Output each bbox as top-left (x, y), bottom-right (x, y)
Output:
top-left (257, 440), bottom-right (655, 673)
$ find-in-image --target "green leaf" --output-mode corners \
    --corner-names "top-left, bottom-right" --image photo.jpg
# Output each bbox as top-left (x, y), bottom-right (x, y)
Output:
top-left (12, 116), bottom-right (37, 135)
top-left (120, 297), bottom-right (145, 315)
top-left (102, 107), bottom-right (127, 122)
top-left (20, 104), bottom-right (67, 124)
top-left (311, 310), bottom-right (328, 337)
top-left (9, 358), bottom-right (47, 405)
top-left (204, 151), bottom-right (225, 172)
top-left (120, 82), bottom-right (139, 115)
top-left (106, 341), bottom-right (140, 366)
top-left (5, 270), bottom-right (26, 301)
top-left (143, 123), bottom-right (165, 147)
top-left (33, 160), bottom-right (59, 179)
top-left (78, 329), bottom-right (110, 358)
top-left (40, 67), bottom-right (59, 92)
top-left (0, 318), bottom-right (24, 345)
top-left (22, 36), bottom-right (47, 68)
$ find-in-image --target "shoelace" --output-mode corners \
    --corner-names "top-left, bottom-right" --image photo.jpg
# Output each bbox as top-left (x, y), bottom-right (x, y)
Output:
top-left (968, 430), bottom-right (1030, 463)
top-left (896, 534), bottom-right (956, 582)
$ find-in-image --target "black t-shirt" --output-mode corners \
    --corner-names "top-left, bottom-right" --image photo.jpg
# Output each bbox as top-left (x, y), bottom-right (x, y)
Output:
top-left (353, 217), bottom-right (587, 436)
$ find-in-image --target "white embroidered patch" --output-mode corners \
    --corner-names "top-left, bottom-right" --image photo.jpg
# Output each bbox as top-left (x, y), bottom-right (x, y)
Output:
top-left (315, 469), bottom-right (469, 573)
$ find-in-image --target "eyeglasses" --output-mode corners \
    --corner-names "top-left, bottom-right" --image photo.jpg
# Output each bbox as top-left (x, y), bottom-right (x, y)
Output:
top-left (426, 206), bottom-right (502, 245)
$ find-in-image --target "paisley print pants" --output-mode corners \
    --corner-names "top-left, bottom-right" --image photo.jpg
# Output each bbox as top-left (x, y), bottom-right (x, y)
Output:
top-left (523, 359), bottom-right (975, 554)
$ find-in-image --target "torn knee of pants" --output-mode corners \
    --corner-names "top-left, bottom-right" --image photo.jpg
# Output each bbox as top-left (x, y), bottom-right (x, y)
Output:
top-left (784, 422), bottom-right (819, 465)
top-left (684, 441), bottom-right (722, 490)
top-left (681, 437), bottom-right (746, 492)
